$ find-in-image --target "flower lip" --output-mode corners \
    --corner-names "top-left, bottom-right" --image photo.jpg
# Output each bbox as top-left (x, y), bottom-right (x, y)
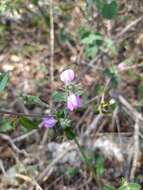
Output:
top-left (60, 69), bottom-right (75, 85)
top-left (40, 116), bottom-right (57, 128)
top-left (67, 93), bottom-right (81, 111)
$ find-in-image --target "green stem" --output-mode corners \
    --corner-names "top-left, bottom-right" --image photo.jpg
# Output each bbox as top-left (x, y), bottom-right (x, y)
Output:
top-left (74, 137), bottom-right (97, 180)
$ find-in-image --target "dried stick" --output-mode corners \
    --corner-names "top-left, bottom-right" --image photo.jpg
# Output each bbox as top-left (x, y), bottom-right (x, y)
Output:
top-left (84, 113), bottom-right (104, 137)
top-left (111, 106), bottom-right (122, 146)
top-left (0, 160), bottom-right (7, 176)
top-left (41, 0), bottom-right (54, 145)
top-left (118, 95), bottom-right (143, 123)
top-left (37, 144), bottom-right (75, 183)
top-left (0, 133), bottom-right (29, 157)
top-left (50, 0), bottom-right (54, 94)
top-left (130, 118), bottom-right (140, 180)
top-left (112, 95), bottom-right (142, 179)
top-left (0, 109), bottom-right (50, 118)
top-left (114, 16), bottom-right (143, 40)
top-left (13, 129), bottom-right (37, 142)
top-left (16, 173), bottom-right (43, 190)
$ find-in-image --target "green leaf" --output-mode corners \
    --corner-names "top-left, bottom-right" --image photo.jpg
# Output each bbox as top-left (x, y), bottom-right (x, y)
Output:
top-left (56, 108), bottom-right (68, 119)
top-left (94, 0), bottom-right (118, 19)
top-left (22, 94), bottom-right (48, 107)
top-left (79, 28), bottom-right (103, 58)
top-left (64, 128), bottom-right (76, 140)
top-left (59, 118), bottom-right (71, 129)
top-left (52, 91), bottom-right (66, 102)
top-left (19, 117), bottom-right (37, 130)
top-left (104, 37), bottom-right (117, 55)
top-left (102, 1), bottom-right (118, 19)
top-left (103, 185), bottom-right (116, 190)
top-left (118, 183), bottom-right (141, 190)
top-left (94, 0), bottom-right (104, 11)
top-left (0, 119), bottom-right (14, 132)
top-left (95, 84), bottom-right (104, 95)
top-left (95, 156), bottom-right (105, 176)
top-left (0, 72), bottom-right (9, 92)
top-left (81, 32), bottom-right (103, 45)
top-left (66, 167), bottom-right (78, 178)
top-left (32, 0), bottom-right (39, 5)
top-left (85, 45), bottom-right (98, 58)
top-left (80, 30), bottom-right (103, 46)
top-left (103, 67), bottom-right (119, 87)
top-left (0, 24), bottom-right (6, 34)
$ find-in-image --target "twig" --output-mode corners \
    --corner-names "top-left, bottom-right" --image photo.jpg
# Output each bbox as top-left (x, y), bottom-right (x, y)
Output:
top-left (77, 173), bottom-right (92, 189)
top-left (41, 0), bottom-right (54, 146)
top-left (118, 62), bottom-right (143, 72)
top-left (16, 173), bottom-right (43, 190)
top-left (75, 106), bottom-right (91, 129)
top-left (0, 133), bottom-right (29, 157)
top-left (0, 160), bottom-right (7, 176)
top-left (130, 118), bottom-right (140, 180)
top-left (111, 94), bottom-right (143, 179)
top-left (77, 53), bottom-right (103, 81)
top-left (37, 143), bottom-right (75, 183)
top-left (117, 95), bottom-right (143, 123)
top-left (50, 0), bottom-right (54, 94)
top-left (111, 106), bottom-right (122, 146)
top-left (13, 129), bottom-right (37, 142)
top-left (84, 113), bottom-right (104, 137)
top-left (111, 93), bottom-right (143, 123)
top-left (0, 109), bottom-right (50, 118)
top-left (114, 16), bottom-right (143, 40)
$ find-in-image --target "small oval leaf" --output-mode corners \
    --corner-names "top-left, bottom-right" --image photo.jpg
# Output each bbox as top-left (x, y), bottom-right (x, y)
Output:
top-left (0, 72), bottom-right (9, 92)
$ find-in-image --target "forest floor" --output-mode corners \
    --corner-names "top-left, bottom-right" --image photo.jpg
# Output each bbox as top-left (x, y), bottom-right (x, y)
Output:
top-left (0, 1), bottom-right (143, 189)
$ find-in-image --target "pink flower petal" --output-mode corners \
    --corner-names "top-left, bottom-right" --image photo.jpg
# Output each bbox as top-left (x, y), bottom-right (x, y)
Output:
top-left (67, 93), bottom-right (81, 111)
top-left (60, 69), bottom-right (75, 85)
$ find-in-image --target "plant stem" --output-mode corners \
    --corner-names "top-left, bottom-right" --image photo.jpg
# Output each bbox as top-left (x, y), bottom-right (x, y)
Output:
top-left (74, 137), bottom-right (97, 180)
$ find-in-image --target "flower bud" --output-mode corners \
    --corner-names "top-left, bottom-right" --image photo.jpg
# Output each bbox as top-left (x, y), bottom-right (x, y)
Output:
top-left (60, 69), bottom-right (75, 85)
top-left (67, 93), bottom-right (81, 111)
top-left (40, 117), bottom-right (57, 128)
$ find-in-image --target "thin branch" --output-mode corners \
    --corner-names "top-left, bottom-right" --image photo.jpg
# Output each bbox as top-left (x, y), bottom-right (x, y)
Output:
top-left (0, 133), bottom-right (29, 157)
top-left (0, 160), bottom-right (7, 176)
top-left (130, 118), bottom-right (140, 180)
top-left (50, 0), bottom-right (54, 93)
top-left (13, 130), bottom-right (37, 142)
top-left (16, 173), bottom-right (43, 190)
top-left (0, 110), bottom-right (51, 118)
top-left (41, 0), bottom-right (54, 146)
top-left (118, 95), bottom-right (143, 123)
top-left (84, 113), bottom-right (104, 137)
top-left (114, 16), bottom-right (143, 40)
top-left (37, 144), bottom-right (75, 183)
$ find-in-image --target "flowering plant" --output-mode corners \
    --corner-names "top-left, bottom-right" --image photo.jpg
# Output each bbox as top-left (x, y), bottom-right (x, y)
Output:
top-left (41, 69), bottom-right (82, 129)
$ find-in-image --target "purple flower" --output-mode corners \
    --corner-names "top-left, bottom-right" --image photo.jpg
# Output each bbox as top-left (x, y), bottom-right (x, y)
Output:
top-left (60, 69), bottom-right (75, 85)
top-left (40, 117), bottom-right (57, 128)
top-left (67, 93), bottom-right (81, 111)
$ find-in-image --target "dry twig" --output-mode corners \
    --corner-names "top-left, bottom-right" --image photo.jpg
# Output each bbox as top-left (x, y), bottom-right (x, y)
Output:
top-left (41, 0), bottom-right (54, 145)
top-left (130, 118), bottom-right (140, 180)
top-left (0, 133), bottom-right (29, 157)
top-left (37, 143), bottom-right (76, 183)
